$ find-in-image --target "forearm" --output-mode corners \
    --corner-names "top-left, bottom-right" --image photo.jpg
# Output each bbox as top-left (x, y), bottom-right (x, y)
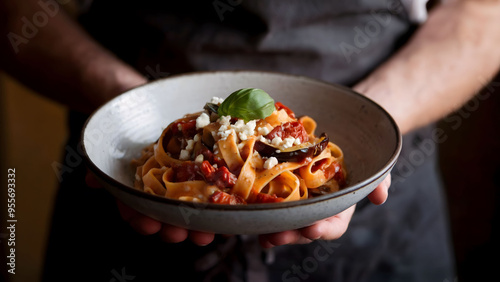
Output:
top-left (0, 0), bottom-right (147, 113)
top-left (354, 0), bottom-right (500, 134)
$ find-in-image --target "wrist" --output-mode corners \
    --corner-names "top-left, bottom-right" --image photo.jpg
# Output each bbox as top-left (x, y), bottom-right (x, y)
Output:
top-left (78, 50), bottom-right (148, 111)
top-left (352, 64), bottom-right (413, 135)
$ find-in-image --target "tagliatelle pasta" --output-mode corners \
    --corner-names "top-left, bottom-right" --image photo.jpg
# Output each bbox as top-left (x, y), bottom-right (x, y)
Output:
top-left (131, 91), bottom-right (346, 204)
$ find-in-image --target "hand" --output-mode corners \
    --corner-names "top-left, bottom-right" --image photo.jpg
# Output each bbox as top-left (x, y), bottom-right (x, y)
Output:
top-left (258, 175), bottom-right (391, 248)
top-left (86, 171), bottom-right (391, 247)
top-left (85, 170), bottom-right (215, 246)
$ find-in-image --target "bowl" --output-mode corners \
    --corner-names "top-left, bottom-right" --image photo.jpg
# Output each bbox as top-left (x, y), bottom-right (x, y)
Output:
top-left (82, 71), bottom-right (401, 234)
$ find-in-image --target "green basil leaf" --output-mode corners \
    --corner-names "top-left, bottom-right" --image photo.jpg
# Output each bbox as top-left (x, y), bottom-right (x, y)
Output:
top-left (218, 88), bottom-right (275, 122)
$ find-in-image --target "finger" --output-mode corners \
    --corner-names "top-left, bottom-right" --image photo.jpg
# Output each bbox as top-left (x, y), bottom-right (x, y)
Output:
top-left (301, 205), bottom-right (356, 241)
top-left (367, 175), bottom-right (391, 205)
top-left (160, 224), bottom-right (189, 243)
top-left (128, 213), bottom-right (162, 235)
top-left (303, 219), bottom-right (346, 241)
top-left (299, 222), bottom-right (324, 241)
top-left (116, 200), bottom-right (162, 235)
top-left (189, 231), bottom-right (215, 246)
top-left (85, 170), bottom-right (102, 188)
top-left (258, 236), bottom-right (275, 249)
top-left (260, 230), bottom-right (302, 247)
top-left (116, 199), bottom-right (136, 221)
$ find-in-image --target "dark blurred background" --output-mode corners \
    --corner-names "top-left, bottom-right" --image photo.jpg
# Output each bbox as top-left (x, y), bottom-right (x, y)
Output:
top-left (438, 72), bottom-right (500, 281)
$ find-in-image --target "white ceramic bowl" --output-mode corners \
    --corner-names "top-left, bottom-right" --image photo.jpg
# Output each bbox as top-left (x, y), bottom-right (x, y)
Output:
top-left (82, 71), bottom-right (401, 234)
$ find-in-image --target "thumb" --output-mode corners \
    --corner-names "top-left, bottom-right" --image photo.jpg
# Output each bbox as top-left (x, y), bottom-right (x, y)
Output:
top-left (367, 175), bottom-right (391, 205)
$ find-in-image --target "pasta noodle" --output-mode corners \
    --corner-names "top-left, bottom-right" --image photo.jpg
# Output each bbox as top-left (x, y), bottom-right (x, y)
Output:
top-left (132, 95), bottom-right (347, 204)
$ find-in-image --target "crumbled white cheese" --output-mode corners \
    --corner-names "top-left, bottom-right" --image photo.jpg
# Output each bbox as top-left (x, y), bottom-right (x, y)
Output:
top-left (282, 137), bottom-right (296, 149)
top-left (263, 157), bottom-right (278, 169)
top-left (219, 116), bottom-right (231, 126)
top-left (196, 112), bottom-right (211, 129)
top-left (211, 97), bottom-right (225, 104)
top-left (257, 126), bottom-right (270, 135)
top-left (271, 137), bottom-right (283, 146)
top-left (267, 136), bottom-right (302, 149)
top-left (179, 150), bottom-right (190, 160)
top-left (185, 139), bottom-right (195, 151)
top-left (233, 119), bottom-right (245, 128)
top-left (194, 154), bottom-right (204, 163)
top-left (238, 132), bottom-right (248, 141)
top-left (259, 135), bottom-right (269, 143)
top-left (217, 129), bottom-right (235, 140)
top-left (193, 134), bottom-right (200, 142)
top-left (216, 117), bottom-right (257, 142)
top-left (244, 120), bottom-right (257, 134)
top-left (219, 124), bottom-right (228, 132)
top-left (177, 124), bottom-right (183, 131)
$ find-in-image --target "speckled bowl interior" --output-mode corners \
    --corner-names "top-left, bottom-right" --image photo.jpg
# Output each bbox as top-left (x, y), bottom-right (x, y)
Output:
top-left (82, 71), bottom-right (401, 234)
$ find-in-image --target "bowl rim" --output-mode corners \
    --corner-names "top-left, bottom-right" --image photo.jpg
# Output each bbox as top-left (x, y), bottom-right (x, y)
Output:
top-left (81, 70), bottom-right (402, 211)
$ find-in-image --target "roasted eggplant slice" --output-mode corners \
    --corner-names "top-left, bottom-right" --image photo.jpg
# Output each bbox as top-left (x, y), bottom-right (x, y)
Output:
top-left (204, 103), bottom-right (219, 114)
top-left (255, 133), bottom-right (329, 162)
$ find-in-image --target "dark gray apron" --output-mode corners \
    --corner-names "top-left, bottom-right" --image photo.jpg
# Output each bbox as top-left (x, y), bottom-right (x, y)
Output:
top-left (43, 1), bottom-right (455, 281)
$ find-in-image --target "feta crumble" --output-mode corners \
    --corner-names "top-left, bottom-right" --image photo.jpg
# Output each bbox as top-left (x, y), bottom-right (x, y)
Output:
top-left (179, 150), bottom-right (190, 160)
top-left (257, 126), bottom-right (270, 135)
top-left (219, 115), bottom-right (231, 126)
top-left (268, 136), bottom-right (302, 149)
top-left (238, 132), bottom-right (248, 141)
top-left (271, 137), bottom-right (283, 146)
top-left (216, 117), bottom-right (257, 142)
top-left (194, 154), bottom-right (204, 163)
top-left (211, 97), bottom-right (225, 104)
top-left (185, 139), bottom-right (195, 151)
top-left (196, 112), bottom-right (210, 129)
top-left (263, 157), bottom-right (278, 169)
top-left (259, 135), bottom-right (269, 143)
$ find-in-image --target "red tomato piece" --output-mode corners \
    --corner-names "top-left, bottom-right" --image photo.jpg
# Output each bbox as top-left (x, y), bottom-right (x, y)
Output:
top-left (266, 121), bottom-right (309, 143)
top-left (197, 147), bottom-right (227, 169)
top-left (171, 119), bottom-right (197, 139)
top-left (253, 193), bottom-right (284, 203)
top-left (172, 162), bottom-right (203, 182)
top-left (200, 161), bottom-right (237, 189)
top-left (209, 191), bottom-right (246, 205)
